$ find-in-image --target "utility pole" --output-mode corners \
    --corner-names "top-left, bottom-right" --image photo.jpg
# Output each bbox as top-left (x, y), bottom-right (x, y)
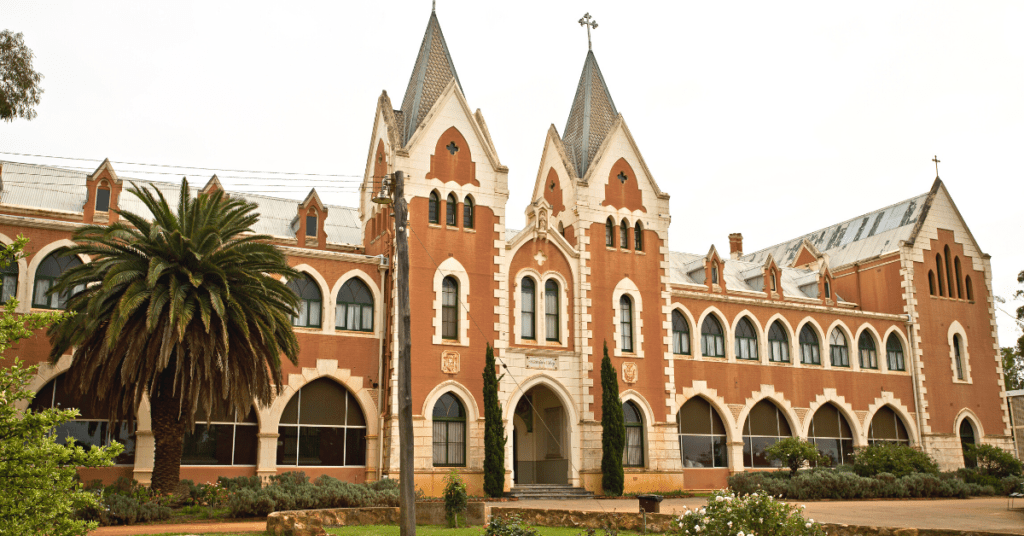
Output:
top-left (393, 171), bottom-right (416, 536)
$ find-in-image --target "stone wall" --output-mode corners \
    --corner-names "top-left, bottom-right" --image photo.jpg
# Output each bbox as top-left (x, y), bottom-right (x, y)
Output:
top-left (266, 502), bottom-right (489, 536)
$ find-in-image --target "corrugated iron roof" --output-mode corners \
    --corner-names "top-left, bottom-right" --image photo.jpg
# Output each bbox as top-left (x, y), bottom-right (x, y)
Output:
top-left (562, 50), bottom-right (618, 178)
top-left (668, 251), bottom-right (824, 300)
top-left (399, 11), bottom-right (462, 146)
top-left (0, 161), bottom-right (362, 246)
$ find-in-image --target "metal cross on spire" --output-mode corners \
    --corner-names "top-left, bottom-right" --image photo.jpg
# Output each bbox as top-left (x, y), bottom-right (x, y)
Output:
top-left (933, 155), bottom-right (941, 178)
top-left (579, 12), bottom-right (598, 50)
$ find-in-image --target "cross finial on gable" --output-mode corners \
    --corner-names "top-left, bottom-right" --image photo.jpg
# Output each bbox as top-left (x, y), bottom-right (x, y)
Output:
top-left (446, 141), bottom-right (459, 155)
top-left (579, 12), bottom-right (598, 50)
top-left (932, 155), bottom-right (940, 179)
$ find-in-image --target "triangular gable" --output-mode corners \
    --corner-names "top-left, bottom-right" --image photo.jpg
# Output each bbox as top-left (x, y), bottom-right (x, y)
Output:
top-left (706, 244), bottom-right (721, 263)
top-left (300, 188), bottom-right (327, 212)
top-left (793, 239), bottom-right (823, 268)
top-left (403, 77), bottom-right (504, 172)
top-left (907, 178), bottom-right (985, 255)
top-left (86, 158), bottom-right (121, 185)
top-left (529, 125), bottom-right (576, 210)
top-left (201, 174), bottom-right (224, 195)
top-left (578, 115), bottom-right (668, 200)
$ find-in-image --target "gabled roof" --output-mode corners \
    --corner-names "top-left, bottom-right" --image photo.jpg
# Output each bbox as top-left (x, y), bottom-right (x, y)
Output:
top-left (741, 191), bottom-right (930, 269)
top-left (398, 10), bottom-right (463, 147)
top-left (562, 50), bottom-right (618, 178)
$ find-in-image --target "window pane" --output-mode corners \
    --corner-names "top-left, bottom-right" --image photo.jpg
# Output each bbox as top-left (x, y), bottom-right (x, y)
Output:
top-left (298, 427), bottom-right (345, 466)
top-left (298, 379), bottom-right (348, 426)
top-left (361, 306), bottom-right (373, 331)
top-left (308, 301), bottom-right (321, 326)
top-left (335, 304), bottom-right (346, 329)
top-left (233, 424), bottom-right (258, 465)
top-left (345, 427), bottom-right (367, 466)
top-left (348, 306), bottom-right (359, 331)
top-left (95, 188), bottom-right (111, 212)
top-left (277, 425), bottom-right (299, 465)
top-left (1, 274), bottom-right (16, 304)
top-left (34, 279), bottom-right (50, 307)
top-left (624, 426), bottom-right (643, 467)
top-left (182, 424), bottom-right (234, 465)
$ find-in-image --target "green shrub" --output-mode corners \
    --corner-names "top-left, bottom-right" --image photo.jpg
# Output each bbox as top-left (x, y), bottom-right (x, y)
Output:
top-left (443, 470), bottom-right (468, 528)
top-left (851, 443), bottom-right (939, 478)
top-left (672, 489), bottom-right (825, 536)
top-left (227, 488), bottom-right (276, 518)
top-left (766, 438), bottom-right (823, 477)
top-left (76, 491), bottom-right (172, 526)
top-left (729, 466), bottom-right (997, 500)
top-left (486, 513), bottom-right (540, 536)
top-left (964, 444), bottom-right (1023, 478)
top-left (217, 475), bottom-right (263, 491)
top-left (223, 473), bottom-right (401, 517)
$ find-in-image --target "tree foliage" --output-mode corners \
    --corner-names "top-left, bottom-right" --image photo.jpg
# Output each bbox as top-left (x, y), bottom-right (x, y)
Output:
top-left (482, 343), bottom-right (506, 497)
top-left (765, 437), bottom-right (822, 477)
top-left (1001, 347), bottom-right (1023, 391)
top-left (850, 442), bottom-right (939, 478)
top-left (600, 341), bottom-right (624, 496)
top-left (0, 236), bottom-right (121, 535)
top-left (47, 179), bottom-right (300, 492)
top-left (0, 30), bottom-right (44, 122)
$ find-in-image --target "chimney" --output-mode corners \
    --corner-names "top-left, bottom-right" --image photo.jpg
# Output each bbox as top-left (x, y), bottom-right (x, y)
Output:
top-left (729, 233), bottom-right (743, 260)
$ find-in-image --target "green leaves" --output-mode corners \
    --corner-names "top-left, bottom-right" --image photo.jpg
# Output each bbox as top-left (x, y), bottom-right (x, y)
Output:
top-left (600, 341), bottom-right (625, 496)
top-left (0, 30), bottom-right (44, 122)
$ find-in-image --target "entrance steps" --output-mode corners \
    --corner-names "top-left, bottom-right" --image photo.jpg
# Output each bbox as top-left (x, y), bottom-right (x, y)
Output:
top-left (509, 484), bottom-right (595, 500)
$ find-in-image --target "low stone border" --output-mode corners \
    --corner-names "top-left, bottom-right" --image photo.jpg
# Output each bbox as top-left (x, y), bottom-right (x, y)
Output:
top-left (266, 502), bottom-right (488, 536)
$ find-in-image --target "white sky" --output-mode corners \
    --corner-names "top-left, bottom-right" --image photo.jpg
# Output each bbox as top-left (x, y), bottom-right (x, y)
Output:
top-left (2, 0), bottom-right (1022, 345)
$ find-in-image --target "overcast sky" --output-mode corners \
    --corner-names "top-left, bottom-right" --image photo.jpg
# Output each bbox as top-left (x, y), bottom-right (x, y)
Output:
top-left (2, 1), bottom-right (1022, 345)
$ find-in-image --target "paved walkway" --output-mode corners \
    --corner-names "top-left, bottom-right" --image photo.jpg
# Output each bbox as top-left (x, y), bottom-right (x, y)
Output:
top-left (497, 497), bottom-right (1024, 534)
top-left (90, 520), bottom-right (265, 535)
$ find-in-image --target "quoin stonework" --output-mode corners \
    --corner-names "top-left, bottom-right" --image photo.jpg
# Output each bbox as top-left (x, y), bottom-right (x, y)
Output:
top-left (4, 9), bottom-right (1012, 495)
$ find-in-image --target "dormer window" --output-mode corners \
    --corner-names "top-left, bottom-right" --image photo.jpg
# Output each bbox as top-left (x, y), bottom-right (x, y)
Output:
top-left (95, 184), bottom-right (111, 212)
top-left (770, 272), bottom-right (777, 292)
top-left (306, 211), bottom-right (318, 238)
top-left (824, 279), bottom-right (831, 300)
top-left (711, 265), bottom-right (719, 284)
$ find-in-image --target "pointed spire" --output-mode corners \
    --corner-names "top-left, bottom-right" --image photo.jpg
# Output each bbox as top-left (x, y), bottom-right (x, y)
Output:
top-left (399, 10), bottom-right (463, 146)
top-left (562, 51), bottom-right (618, 178)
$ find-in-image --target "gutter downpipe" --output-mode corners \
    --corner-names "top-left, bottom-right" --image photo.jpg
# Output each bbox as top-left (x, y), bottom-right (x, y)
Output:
top-left (906, 317), bottom-right (926, 448)
top-left (376, 254), bottom-right (389, 481)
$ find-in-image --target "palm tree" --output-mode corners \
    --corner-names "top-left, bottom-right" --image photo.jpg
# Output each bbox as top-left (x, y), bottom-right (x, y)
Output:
top-left (47, 179), bottom-right (300, 492)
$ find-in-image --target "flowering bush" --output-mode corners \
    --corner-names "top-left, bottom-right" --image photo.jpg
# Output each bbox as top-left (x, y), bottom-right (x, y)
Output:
top-left (672, 490), bottom-right (825, 536)
top-left (485, 513), bottom-right (540, 536)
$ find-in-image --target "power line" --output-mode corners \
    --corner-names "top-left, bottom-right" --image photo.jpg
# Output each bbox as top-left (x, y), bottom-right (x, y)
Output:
top-left (3, 162), bottom-right (371, 183)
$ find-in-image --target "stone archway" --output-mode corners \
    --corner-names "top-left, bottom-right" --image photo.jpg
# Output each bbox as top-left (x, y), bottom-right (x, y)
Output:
top-left (512, 384), bottom-right (569, 486)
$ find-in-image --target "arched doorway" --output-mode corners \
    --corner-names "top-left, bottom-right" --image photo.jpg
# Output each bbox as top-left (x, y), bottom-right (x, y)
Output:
top-left (960, 418), bottom-right (977, 468)
top-left (512, 384), bottom-right (569, 485)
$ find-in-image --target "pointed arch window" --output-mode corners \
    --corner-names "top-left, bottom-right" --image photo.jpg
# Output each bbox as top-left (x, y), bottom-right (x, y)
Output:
top-left (954, 257), bottom-right (963, 298)
top-left (677, 397), bottom-right (728, 468)
top-left (711, 265), bottom-right (719, 285)
top-left (605, 218), bottom-right (615, 247)
top-left (623, 401), bottom-right (644, 467)
top-left (886, 334), bottom-right (905, 371)
top-left (959, 419), bottom-right (976, 468)
top-left (32, 250), bottom-right (83, 310)
top-left (944, 246), bottom-right (954, 297)
top-left (770, 272), bottom-right (777, 292)
top-left (953, 334), bottom-right (964, 380)
top-left (868, 406), bottom-right (910, 446)
top-left (428, 191), bottom-right (440, 224)
top-left (432, 393), bottom-right (466, 467)
top-left (95, 183), bottom-right (111, 212)
top-left (743, 400), bottom-right (792, 468)
top-left (620, 219), bottom-right (629, 249)
top-left (634, 221), bottom-right (643, 251)
top-left (278, 378), bottom-right (366, 466)
top-left (735, 317), bottom-right (758, 360)
top-left (442, 277), bottom-right (459, 340)
top-left (965, 276), bottom-right (973, 301)
top-left (824, 279), bottom-right (832, 300)
top-left (463, 196), bottom-right (474, 229)
top-left (306, 209), bottom-right (318, 238)
top-left (521, 277), bottom-right (536, 340)
top-left (0, 260), bottom-right (17, 304)
top-left (446, 193), bottom-right (458, 226)
top-left (799, 324), bottom-right (821, 365)
top-left (288, 275), bottom-right (322, 328)
top-left (700, 315), bottom-right (725, 358)
top-left (829, 328), bottom-right (849, 367)
top-left (545, 280), bottom-right (559, 342)
top-left (336, 278), bottom-right (374, 332)
top-left (619, 295), bottom-right (634, 353)
top-left (935, 254), bottom-right (945, 297)
top-left (928, 271), bottom-right (936, 296)
top-left (672, 310), bottom-right (691, 355)
top-left (858, 331), bottom-right (878, 369)
top-left (808, 403), bottom-right (854, 466)
top-left (29, 374), bottom-right (135, 464)
top-left (768, 321), bottom-right (789, 362)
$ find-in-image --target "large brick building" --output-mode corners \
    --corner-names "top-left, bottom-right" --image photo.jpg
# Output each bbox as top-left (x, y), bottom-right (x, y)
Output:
top-left (4, 10), bottom-right (1012, 494)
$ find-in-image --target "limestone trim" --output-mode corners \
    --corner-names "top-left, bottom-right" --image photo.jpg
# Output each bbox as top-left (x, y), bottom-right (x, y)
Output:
top-left (728, 309), bottom-right (765, 364)
top-left (330, 269), bottom-right (384, 338)
top-left (620, 389), bottom-right (656, 469)
top-left (611, 277), bottom-right (644, 358)
top-left (793, 317), bottom-right (826, 369)
top-left (668, 287), bottom-right (906, 321)
top-left (947, 321), bottom-right (972, 384)
top-left (675, 381), bottom-right (739, 443)
top-left (823, 319), bottom-right (856, 371)
top-left (864, 392), bottom-right (919, 446)
top-left (283, 264), bottom-right (332, 334)
top-left (421, 380), bottom-right (481, 423)
top-left (403, 78), bottom-right (504, 172)
top-left (694, 306), bottom-right (729, 361)
top-left (880, 325), bottom-right (912, 374)
top-left (982, 256), bottom-right (1013, 436)
top-left (804, 388), bottom-right (866, 447)
top-left (954, 408), bottom-right (985, 441)
top-left (21, 354), bottom-right (73, 412)
top-left (735, 385), bottom-right (801, 442)
top-left (502, 374), bottom-right (581, 487)
top-left (666, 303), bottom-right (697, 358)
top-left (432, 256), bottom-right (471, 346)
top-left (278, 246), bottom-right (383, 264)
top-left (263, 361), bottom-right (376, 436)
top-left (0, 231), bottom-right (29, 311)
top-left (25, 239), bottom-right (91, 314)
top-left (853, 323), bottom-right (884, 372)
top-left (763, 312), bottom-right (796, 365)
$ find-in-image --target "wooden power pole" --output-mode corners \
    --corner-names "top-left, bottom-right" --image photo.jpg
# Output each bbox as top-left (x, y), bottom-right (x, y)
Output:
top-left (394, 171), bottom-right (416, 536)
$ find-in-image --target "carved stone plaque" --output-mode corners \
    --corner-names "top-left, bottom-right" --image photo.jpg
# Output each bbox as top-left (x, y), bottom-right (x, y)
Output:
top-left (441, 350), bottom-right (460, 374)
top-left (622, 362), bottom-right (638, 385)
top-left (526, 356), bottom-right (558, 371)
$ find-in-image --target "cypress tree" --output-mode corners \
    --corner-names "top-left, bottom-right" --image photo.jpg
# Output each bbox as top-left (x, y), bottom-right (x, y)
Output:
top-left (600, 340), bottom-right (625, 496)
top-left (483, 343), bottom-right (506, 497)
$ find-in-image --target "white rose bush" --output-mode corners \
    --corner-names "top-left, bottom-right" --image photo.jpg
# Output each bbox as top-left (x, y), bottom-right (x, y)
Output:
top-left (672, 490), bottom-right (825, 536)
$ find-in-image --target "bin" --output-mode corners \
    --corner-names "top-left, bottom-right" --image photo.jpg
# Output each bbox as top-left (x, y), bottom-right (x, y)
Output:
top-left (636, 494), bottom-right (663, 513)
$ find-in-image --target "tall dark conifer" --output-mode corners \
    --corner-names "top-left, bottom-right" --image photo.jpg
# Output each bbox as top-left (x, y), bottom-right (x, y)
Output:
top-left (482, 343), bottom-right (506, 496)
top-left (600, 340), bottom-right (625, 495)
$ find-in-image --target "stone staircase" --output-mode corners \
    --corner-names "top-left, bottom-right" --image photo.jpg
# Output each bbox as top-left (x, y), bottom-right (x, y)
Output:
top-left (508, 484), bottom-right (595, 500)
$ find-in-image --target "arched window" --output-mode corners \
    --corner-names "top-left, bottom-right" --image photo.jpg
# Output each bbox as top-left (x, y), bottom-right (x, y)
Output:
top-left (944, 246), bottom-right (954, 298)
top-left (959, 418), bottom-right (977, 468)
top-left (965, 276), bottom-right (973, 301)
top-left (868, 406), bottom-right (910, 446)
top-left (824, 279), bottom-right (832, 300)
top-left (935, 254), bottom-right (945, 297)
top-left (743, 400), bottom-right (792, 468)
top-left (954, 257), bottom-right (963, 299)
top-left (432, 393), bottom-right (466, 467)
top-left (278, 378), bottom-right (366, 466)
top-left (558, 221), bottom-right (565, 239)
top-left (770, 272), bottom-right (777, 292)
top-left (858, 331), bottom-right (878, 369)
top-left (306, 208), bottom-right (318, 238)
top-left (711, 265), bottom-right (719, 285)
top-left (799, 324), bottom-right (821, 365)
top-left (336, 278), bottom-right (374, 332)
top-left (605, 218), bottom-right (615, 248)
top-left (29, 374), bottom-right (135, 464)
top-left (287, 275), bottom-right (322, 328)
top-left (183, 404), bottom-right (258, 466)
top-left (463, 196), bottom-right (474, 229)
top-left (446, 193), bottom-right (458, 226)
top-left (623, 401), bottom-right (644, 467)
top-left (735, 317), bottom-right (758, 360)
top-left (620, 295), bottom-right (634, 353)
top-left (953, 334), bottom-right (964, 380)
top-left (32, 250), bottom-right (83, 310)
top-left (677, 397), bottom-right (728, 468)
top-left (928, 271), bottom-right (936, 296)
top-left (545, 280), bottom-right (559, 342)
top-left (95, 183), bottom-right (111, 212)
top-left (521, 277), bottom-right (536, 340)
top-left (701, 315), bottom-right (725, 357)
top-left (619, 219), bottom-right (629, 249)
top-left (829, 328), bottom-right (849, 367)
top-left (672, 310), bottom-right (691, 355)
top-left (768, 320), bottom-right (789, 362)
top-left (442, 277), bottom-right (459, 340)
top-left (1, 259), bottom-right (17, 304)
top-left (808, 403), bottom-right (854, 466)
top-left (634, 221), bottom-right (643, 251)
top-left (886, 334), bottom-right (905, 371)
top-left (428, 191), bottom-right (440, 224)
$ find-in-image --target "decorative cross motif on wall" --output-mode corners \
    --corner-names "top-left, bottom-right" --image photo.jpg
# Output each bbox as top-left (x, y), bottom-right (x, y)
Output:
top-left (446, 141), bottom-right (459, 155)
top-left (618, 171), bottom-right (628, 184)
top-left (550, 181), bottom-right (556, 191)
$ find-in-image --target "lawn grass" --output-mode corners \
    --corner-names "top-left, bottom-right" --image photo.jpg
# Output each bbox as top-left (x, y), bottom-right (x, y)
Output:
top-left (326, 526), bottom-right (642, 535)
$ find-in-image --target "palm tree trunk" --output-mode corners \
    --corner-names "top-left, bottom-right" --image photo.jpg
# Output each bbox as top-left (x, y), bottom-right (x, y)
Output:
top-left (150, 368), bottom-right (186, 493)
